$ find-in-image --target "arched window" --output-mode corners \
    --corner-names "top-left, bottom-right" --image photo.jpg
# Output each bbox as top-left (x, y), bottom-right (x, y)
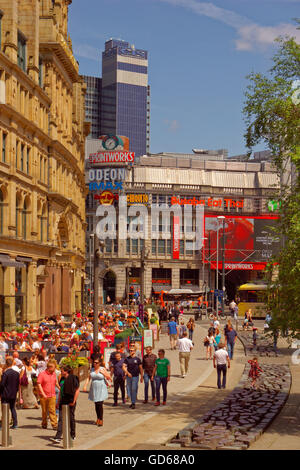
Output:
top-left (16, 195), bottom-right (22, 237)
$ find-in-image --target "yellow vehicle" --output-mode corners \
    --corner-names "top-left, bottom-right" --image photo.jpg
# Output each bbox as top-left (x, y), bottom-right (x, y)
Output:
top-left (237, 282), bottom-right (268, 318)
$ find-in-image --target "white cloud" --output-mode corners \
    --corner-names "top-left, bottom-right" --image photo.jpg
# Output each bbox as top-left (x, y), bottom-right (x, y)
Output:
top-left (157, 0), bottom-right (300, 51)
top-left (164, 119), bottom-right (180, 132)
top-left (73, 44), bottom-right (100, 61)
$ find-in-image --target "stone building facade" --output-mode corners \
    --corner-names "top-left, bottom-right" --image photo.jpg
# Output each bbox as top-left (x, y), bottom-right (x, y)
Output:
top-left (0, 0), bottom-right (88, 329)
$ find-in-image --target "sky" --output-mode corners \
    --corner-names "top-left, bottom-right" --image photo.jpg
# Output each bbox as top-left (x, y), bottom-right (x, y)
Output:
top-left (68, 0), bottom-right (300, 157)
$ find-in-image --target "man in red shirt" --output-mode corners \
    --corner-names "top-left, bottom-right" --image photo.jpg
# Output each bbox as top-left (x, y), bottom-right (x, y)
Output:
top-left (37, 360), bottom-right (59, 430)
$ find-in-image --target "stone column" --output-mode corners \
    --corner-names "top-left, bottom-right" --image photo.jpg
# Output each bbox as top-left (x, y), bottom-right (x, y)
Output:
top-left (172, 267), bottom-right (180, 289)
top-left (26, 261), bottom-right (37, 324)
top-left (3, 266), bottom-right (16, 329)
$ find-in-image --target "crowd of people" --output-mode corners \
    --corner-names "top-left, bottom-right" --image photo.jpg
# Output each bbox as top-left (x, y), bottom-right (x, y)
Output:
top-left (0, 300), bottom-right (267, 446)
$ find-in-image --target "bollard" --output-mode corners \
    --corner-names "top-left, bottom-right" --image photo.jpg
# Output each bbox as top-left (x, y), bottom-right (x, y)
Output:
top-left (1, 403), bottom-right (10, 447)
top-left (62, 405), bottom-right (72, 449)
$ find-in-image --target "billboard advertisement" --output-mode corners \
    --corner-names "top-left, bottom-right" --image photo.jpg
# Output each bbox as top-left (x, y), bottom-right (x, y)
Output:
top-left (173, 215), bottom-right (180, 260)
top-left (204, 215), bottom-right (280, 267)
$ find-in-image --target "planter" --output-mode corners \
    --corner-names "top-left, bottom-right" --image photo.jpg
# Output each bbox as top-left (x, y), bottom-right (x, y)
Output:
top-left (72, 365), bottom-right (89, 382)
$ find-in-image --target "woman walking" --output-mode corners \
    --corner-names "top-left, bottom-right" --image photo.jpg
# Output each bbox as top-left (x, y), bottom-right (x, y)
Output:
top-left (20, 357), bottom-right (39, 409)
top-left (87, 357), bottom-right (111, 426)
top-left (187, 318), bottom-right (195, 341)
top-left (204, 329), bottom-right (217, 360)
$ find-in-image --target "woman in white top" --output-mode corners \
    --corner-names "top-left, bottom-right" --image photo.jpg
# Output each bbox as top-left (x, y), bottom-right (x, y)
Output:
top-left (205, 330), bottom-right (217, 360)
top-left (20, 357), bottom-right (39, 409)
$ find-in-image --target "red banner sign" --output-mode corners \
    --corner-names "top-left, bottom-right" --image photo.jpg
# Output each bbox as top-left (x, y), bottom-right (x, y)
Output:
top-left (173, 216), bottom-right (180, 260)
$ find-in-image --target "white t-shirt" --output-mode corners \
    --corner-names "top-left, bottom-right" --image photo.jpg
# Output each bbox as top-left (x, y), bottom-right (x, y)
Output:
top-left (214, 348), bottom-right (229, 365)
top-left (0, 341), bottom-right (8, 351)
top-left (177, 337), bottom-right (193, 352)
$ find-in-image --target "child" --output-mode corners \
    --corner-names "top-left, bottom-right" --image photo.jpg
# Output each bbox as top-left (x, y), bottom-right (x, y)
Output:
top-left (252, 327), bottom-right (258, 347)
top-left (248, 357), bottom-right (263, 389)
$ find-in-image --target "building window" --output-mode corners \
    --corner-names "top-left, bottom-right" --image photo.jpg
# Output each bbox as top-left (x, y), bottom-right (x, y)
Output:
top-left (180, 240), bottom-right (184, 255)
top-left (167, 239), bottom-right (171, 254)
top-left (26, 147), bottom-right (30, 174)
top-left (132, 239), bottom-right (138, 254)
top-left (39, 56), bottom-right (43, 87)
top-left (126, 238), bottom-right (130, 254)
top-left (0, 188), bottom-right (3, 234)
top-left (17, 32), bottom-right (27, 72)
top-left (158, 239), bottom-right (165, 255)
top-left (22, 199), bottom-right (27, 239)
top-left (2, 132), bottom-right (6, 163)
top-left (20, 144), bottom-right (24, 172)
top-left (152, 239), bottom-right (156, 255)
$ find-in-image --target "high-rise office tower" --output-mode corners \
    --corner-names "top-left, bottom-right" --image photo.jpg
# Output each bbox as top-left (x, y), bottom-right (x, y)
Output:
top-left (101, 39), bottom-right (149, 156)
top-left (82, 75), bottom-right (102, 139)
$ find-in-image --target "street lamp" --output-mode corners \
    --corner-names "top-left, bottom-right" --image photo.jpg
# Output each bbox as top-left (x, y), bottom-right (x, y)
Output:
top-left (93, 235), bottom-right (105, 348)
top-left (216, 216), bottom-right (225, 315)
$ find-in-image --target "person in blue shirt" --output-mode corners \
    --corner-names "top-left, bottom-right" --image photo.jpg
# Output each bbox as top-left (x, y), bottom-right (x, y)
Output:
top-left (168, 316), bottom-right (178, 350)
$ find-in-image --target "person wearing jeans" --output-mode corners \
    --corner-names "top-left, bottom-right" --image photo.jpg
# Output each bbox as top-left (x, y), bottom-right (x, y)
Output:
top-left (151, 349), bottom-right (170, 406)
top-left (213, 342), bottom-right (230, 389)
top-left (0, 356), bottom-right (20, 429)
top-left (123, 346), bottom-right (143, 409)
top-left (225, 326), bottom-right (237, 360)
top-left (142, 346), bottom-right (157, 404)
top-left (51, 366), bottom-right (80, 442)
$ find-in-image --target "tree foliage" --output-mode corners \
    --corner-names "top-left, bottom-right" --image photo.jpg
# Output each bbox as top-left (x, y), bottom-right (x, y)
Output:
top-left (243, 27), bottom-right (300, 337)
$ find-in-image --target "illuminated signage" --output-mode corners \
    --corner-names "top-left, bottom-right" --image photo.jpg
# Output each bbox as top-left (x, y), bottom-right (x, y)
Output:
top-left (88, 168), bottom-right (126, 182)
top-left (171, 196), bottom-right (244, 208)
top-left (152, 279), bottom-right (171, 284)
top-left (94, 191), bottom-right (117, 205)
top-left (89, 181), bottom-right (123, 191)
top-left (89, 152), bottom-right (135, 165)
top-left (127, 194), bottom-right (149, 205)
top-left (267, 200), bottom-right (281, 212)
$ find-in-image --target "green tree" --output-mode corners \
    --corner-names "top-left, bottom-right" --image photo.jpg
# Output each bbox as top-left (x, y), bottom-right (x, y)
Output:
top-left (243, 28), bottom-right (300, 338)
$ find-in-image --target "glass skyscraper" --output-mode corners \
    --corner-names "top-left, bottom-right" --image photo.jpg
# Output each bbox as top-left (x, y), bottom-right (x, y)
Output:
top-left (82, 75), bottom-right (102, 139)
top-left (101, 39), bottom-right (149, 157)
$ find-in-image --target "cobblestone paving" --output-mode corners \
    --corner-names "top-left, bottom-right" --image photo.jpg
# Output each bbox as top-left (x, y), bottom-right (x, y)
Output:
top-left (238, 330), bottom-right (283, 357)
top-left (170, 363), bottom-right (291, 450)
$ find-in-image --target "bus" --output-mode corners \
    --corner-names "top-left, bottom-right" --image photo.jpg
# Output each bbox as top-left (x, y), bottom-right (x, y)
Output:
top-left (237, 282), bottom-right (268, 318)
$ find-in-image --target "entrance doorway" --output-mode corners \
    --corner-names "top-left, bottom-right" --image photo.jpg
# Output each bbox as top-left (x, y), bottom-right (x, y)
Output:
top-left (103, 271), bottom-right (116, 304)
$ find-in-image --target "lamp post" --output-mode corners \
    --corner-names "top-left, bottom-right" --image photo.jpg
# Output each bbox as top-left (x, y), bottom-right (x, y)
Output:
top-left (93, 236), bottom-right (105, 348)
top-left (216, 216), bottom-right (225, 315)
top-left (201, 237), bottom-right (208, 311)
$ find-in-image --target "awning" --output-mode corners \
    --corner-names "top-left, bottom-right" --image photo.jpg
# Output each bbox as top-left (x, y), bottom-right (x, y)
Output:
top-left (152, 285), bottom-right (172, 293)
top-left (0, 254), bottom-right (26, 268)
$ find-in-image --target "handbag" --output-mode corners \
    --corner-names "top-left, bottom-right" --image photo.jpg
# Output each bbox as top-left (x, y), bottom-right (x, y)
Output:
top-left (204, 338), bottom-right (210, 347)
top-left (20, 371), bottom-right (29, 386)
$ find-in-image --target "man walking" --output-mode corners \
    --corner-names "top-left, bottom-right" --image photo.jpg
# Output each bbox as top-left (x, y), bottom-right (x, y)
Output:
top-left (110, 351), bottom-right (126, 406)
top-left (151, 349), bottom-right (170, 406)
top-left (37, 359), bottom-right (60, 430)
top-left (51, 366), bottom-right (80, 444)
top-left (213, 342), bottom-right (230, 389)
top-left (142, 346), bottom-right (157, 404)
top-left (168, 316), bottom-right (178, 350)
top-left (0, 357), bottom-right (20, 429)
top-left (177, 332), bottom-right (193, 378)
top-left (225, 325), bottom-right (237, 360)
top-left (123, 346), bottom-right (143, 409)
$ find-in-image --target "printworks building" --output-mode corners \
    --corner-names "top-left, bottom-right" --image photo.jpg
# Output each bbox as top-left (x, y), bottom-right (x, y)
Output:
top-left (85, 143), bottom-right (282, 304)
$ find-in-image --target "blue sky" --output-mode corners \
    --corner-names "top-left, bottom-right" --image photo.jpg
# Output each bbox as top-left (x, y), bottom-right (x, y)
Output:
top-left (68, 0), bottom-right (300, 156)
